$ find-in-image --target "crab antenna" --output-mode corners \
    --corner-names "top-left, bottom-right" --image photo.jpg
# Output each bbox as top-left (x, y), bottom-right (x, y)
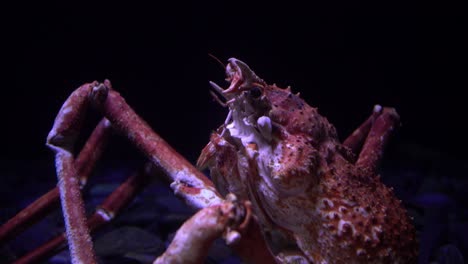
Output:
top-left (208, 53), bottom-right (226, 71)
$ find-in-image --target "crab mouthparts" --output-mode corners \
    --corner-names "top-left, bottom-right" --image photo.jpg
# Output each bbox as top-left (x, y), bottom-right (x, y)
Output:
top-left (209, 58), bottom-right (265, 105)
top-left (209, 81), bottom-right (230, 106)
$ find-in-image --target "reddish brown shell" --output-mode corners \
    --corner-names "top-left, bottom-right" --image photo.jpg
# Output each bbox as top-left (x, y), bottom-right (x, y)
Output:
top-left (199, 58), bottom-right (418, 263)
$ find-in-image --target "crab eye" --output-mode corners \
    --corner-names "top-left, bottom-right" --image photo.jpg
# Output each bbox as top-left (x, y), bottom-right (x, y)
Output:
top-left (249, 87), bottom-right (262, 99)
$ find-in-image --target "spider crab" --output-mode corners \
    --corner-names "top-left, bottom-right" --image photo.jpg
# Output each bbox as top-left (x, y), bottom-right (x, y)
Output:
top-left (0, 58), bottom-right (417, 263)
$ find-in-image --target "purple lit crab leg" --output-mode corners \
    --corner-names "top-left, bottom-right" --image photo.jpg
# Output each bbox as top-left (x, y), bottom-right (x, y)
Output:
top-left (14, 163), bottom-right (155, 264)
top-left (95, 81), bottom-right (274, 263)
top-left (42, 80), bottom-right (273, 263)
top-left (154, 195), bottom-right (276, 264)
top-left (154, 197), bottom-right (250, 264)
top-left (343, 105), bottom-right (383, 155)
top-left (46, 82), bottom-right (108, 264)
top-left (45, 79), bottom-right (223, 262)
top-left (97, 80), bottom-right (224, 208)
top-left (0, 118), bottom-right (111, 245)
top-left (355, 107), bottom-right (400, 172)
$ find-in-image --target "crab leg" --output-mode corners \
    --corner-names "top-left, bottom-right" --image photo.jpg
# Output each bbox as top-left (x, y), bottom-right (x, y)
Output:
top-left (15, 163), bottom-right (273, 263)
top-left (154, 197), bottom-right (249, 264)
top-left (97, 81), bottom-right (275, 263)
top-left (343, 105), bottom-right (383, 154)
top-left (37, 80), bottom-right (272, 263)
top-left (91, 80), bottom-right (224, 208)
top-left (46, 82), bottom-right (111, 264)
top-left (14, 163), bottom-right (155, 264)
top-left (0, 118), bottom-right (111, 245)
top-left (354, 107), bottom-right (400, 172)
top-left (342, 105), bottom-right (400, 172)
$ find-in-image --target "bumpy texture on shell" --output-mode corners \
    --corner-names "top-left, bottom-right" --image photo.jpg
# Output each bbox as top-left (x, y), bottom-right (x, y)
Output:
top-left (198, 58), bottom-right (417, 263)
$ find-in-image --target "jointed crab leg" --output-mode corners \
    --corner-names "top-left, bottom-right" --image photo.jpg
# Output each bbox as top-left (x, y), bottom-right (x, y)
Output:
top-left (97, 81), bottom-right (274, 263)
top-left (155, 197), bottom-right (251, 264)
top-left (38, 80), bottom-right (273, 263)
top-left (14, 163), bottom-right (155, 264)
top-left (343, 105), bottom-right (400, 172)
top-left (46, 82), bottom-right (111, 264)
top-left (0, 118), bottom-right (111, 245)
top-left (343, 105), bottom-right (383, 155)
top-left (74, 118), bottom-right (112, 186)
top-left (355, 107), bottom-right (400, 172)
top-left (96, 80), bottom-right (223, 208)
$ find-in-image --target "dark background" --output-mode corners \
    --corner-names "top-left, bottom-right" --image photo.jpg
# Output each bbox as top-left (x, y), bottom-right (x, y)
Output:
top-left (3, 3), bottom-right (466, 161)
top-left (2, 2), bottom-right (467, 263)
